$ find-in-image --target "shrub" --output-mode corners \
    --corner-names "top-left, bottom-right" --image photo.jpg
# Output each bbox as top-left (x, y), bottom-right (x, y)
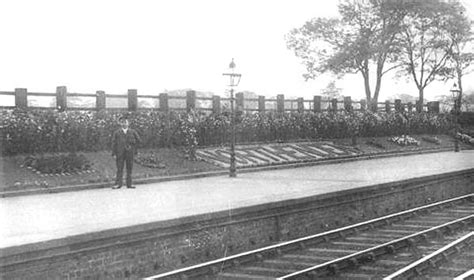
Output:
top-left (135, 151), bottom-right (166, 169)
top-left (366, 138), bottom-right (386, 149)
top-left (456, 133), bottom-right (474, 144)
top-left (1, 109), bottom-right (452, 157)
top-left (22, 153), bottom-right (92, 174)
top-left (389, 135), bottom-right (420, 146)
top-left (421, 135), bottom-right (441, 145)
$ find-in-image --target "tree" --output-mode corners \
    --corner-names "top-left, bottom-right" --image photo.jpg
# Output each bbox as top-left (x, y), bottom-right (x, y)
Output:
top-left (440, 2), bottom-right (474, 108)
top-left (320, 80), bottom-right (342, 99)
top-left (286, 0), bottom-right (408, 110)
top-left (396, 0), bottom-right (471, 109)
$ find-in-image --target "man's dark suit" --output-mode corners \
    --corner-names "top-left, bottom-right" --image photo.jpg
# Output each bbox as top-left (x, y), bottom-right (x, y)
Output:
top-left (111, 128), bottom-right (141, 188)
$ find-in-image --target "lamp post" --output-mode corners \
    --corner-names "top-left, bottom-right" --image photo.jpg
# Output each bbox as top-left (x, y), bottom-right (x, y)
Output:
top-left (450, 82), bottom-right (461, 152)
top-left (223, 58), bottom-right (241, 177)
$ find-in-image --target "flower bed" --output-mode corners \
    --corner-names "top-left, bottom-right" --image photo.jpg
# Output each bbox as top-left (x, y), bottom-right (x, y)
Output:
top-left (365, 138), bottom-right (386, 149)
top-left (459, 128), bottom-right (474, 138)
top-left (135, 151), bottom-right (166, 169)
top-left (456, 133), bottom-right (474, 145)
top-left (389, 135), bottom-right (420, 146)
top-left (421, 135), bottom-right (441, 145)
top-left (22, 153), bottom-right (93, 175)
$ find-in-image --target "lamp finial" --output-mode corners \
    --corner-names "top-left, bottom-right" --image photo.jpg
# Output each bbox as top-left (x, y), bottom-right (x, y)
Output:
top-left (229, 58), bottom-right (236, 69)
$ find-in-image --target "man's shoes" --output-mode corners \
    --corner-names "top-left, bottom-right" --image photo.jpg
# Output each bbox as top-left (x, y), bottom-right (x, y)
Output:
top-left (126, 186), bottom-right (136, 189)
top-left (112, 185), bottom-right (122, 189)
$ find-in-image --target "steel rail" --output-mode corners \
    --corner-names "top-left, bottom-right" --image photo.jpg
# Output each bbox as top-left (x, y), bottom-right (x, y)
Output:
top-left (454, 269), bottom-right (474, 280)
top-left (383, 231), bottom-right (474, 280)
top-left (278, 214), bottom-right (473, 279)
top-left (144, 194), bottom-right (473, 279)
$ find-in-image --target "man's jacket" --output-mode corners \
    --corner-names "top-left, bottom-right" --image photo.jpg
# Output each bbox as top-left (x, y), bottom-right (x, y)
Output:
top-left (111, 129), bottom-right (141, 156)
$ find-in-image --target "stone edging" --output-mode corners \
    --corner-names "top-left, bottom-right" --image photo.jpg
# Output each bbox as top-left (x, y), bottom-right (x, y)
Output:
top-left (0, 147), bottom-right (457, 198)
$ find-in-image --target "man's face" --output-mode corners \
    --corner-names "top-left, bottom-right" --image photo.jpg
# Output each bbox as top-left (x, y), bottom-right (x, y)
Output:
top-left (120, 119), bottom-right (129, 129)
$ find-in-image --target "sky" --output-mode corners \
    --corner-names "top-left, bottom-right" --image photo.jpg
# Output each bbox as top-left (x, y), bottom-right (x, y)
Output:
top-left (0, 0), bottom-right (473, 105)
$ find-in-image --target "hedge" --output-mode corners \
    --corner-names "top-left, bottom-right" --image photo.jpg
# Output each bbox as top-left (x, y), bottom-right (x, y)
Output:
top-left (0, 109), bottom-right (453, 156)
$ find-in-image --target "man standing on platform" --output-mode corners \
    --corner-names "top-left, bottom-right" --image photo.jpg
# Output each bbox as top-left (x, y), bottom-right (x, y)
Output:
top-left (111, 116), bottom-right (141, 189)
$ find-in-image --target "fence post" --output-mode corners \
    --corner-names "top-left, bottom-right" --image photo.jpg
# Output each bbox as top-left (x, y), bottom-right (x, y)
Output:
top-left (15, 88), bottom-right (28, 109)
top-left (427, 101), bottom-right (432, 113)
top-left (277, 94), bottom-right (284, 113)
top-left (186, 90), bottom-right (196, 112)
top-left (369, 100), bottom-right (378, 112)
top-left (297, 97), bottom-right (304, 113)
top-left (236, 92), bottom-right (244, 113)
top-left (416, 100), bottom-right (422, 113)
top-left (212, 95), bottom-right (221, 114)
top-left (127, 89), bottom-right (138, 111)
top-left (258, 95), bottom-right (265, 113)
top-left (385, 100), bottom-right (391, 113)
top-left (432, 101), bottom-right (440, 113)
top-left (343, 96), bottom-right (352, 112)
top-left (331, 98), bottom-right (338, 112)
top-left (360, 99), bottom-right (367, 111)
top-left (96, 90), bottom-right (106, 111)
top-left (407, 102), bottom-right (413, 112)
top-left (313, 95), bottom-right (322, 113)
top-left (395, 99), bottom-right (402, 112)
top-left (56, 86), bottom-right (67, 112)
top-left (159, 93), bottom-right (169, 113)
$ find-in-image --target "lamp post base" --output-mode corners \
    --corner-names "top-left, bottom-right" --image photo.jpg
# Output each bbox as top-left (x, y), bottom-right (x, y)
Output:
top-left (229, 152), bottom-right (236, 177)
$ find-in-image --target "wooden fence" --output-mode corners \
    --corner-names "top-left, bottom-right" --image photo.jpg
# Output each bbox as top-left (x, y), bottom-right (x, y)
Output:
top-left (0, 86), bottom-right (441, 114)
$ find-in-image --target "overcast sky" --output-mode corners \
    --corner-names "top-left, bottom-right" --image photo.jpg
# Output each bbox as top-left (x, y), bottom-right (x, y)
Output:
top-left (1, 0), bottom-right (473, 105)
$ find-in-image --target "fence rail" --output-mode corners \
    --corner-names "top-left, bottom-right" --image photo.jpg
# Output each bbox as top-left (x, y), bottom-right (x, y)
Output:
top-left (0, 86), bottom-right (440, 114)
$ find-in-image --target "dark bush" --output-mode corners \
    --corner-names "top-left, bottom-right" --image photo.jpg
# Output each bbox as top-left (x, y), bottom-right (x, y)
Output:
top-left (22, 153), bottom-right (92, 174)
top-left (1, 109), bottom-right (452, 156)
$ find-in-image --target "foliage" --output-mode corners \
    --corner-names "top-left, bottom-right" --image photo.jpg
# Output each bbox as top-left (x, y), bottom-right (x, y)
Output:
top-left (396, 0), bottom-right (471, 102)
top-left (438, 1), bottom-right (473, 101)
top-left (1, 109), bottom-right (453, 157)
top-left (365, 138), bottom-right (386, 150)
top-left (135, 151), bottom-right (166, 169)
top-left (286, 0), bottom-right (407, 105)
top-left (321, 80), bottom-right (343, 99)
top-left (22, 153), bottom-right (92, 174)
top-left (389, 135), bottom-right (420, 146)
top-left (456, 133), bottom-right (474, 144)
top-left (421, 135), bottom-right (441, 145)
top-left (460, 127), bottom-right (474, 138)
top-left (176, 110), bottom-right (199, 160)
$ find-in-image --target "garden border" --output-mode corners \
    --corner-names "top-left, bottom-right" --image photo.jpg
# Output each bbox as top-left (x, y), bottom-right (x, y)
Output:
top-left (0, 147), bottom-right (456, 198)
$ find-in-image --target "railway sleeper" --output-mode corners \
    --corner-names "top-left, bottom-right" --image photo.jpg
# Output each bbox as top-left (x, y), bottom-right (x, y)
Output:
top-left (236, 265), bottom-right (295, 277)
top-left (280, 253), bottom-right (334, 263)
top-left (388, 224), bottom-right (432, 230)
top-left (260, 259), bottom-right (316, 270)
top-left (331, 241), bottom-right (380, 248)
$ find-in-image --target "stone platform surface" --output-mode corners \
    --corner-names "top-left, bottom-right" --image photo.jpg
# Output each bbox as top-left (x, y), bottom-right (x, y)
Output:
top-left (1, 150), bottom-right (473, 249)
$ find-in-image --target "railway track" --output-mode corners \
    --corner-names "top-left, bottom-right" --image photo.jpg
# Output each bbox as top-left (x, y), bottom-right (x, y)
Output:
top-left (145, 194), bottom-right (474, 280)
top-left (383, 231), bottom-right (473, 280)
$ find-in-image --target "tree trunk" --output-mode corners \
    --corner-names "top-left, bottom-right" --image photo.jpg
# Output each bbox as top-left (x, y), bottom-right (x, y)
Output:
top-left (418, 87), bottom-right (424, 112)
top-left (362, 73), bottom-right (371, 101)
top-left (361, 71), bottom-right (376, 111)
top-left (373, 73), bottom-right (382, 108)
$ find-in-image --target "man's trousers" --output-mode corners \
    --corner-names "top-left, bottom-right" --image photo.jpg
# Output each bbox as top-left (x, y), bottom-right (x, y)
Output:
top-left (115, 150), bottom-right (134, 187)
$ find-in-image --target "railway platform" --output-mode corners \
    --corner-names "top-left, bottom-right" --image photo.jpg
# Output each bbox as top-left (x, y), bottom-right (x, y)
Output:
top-left (1, 150), bottom-right (473, 249)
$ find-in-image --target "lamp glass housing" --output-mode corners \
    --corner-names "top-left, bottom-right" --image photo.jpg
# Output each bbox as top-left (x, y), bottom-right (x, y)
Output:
top-left (223, 59), bottom-right (241, 87)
